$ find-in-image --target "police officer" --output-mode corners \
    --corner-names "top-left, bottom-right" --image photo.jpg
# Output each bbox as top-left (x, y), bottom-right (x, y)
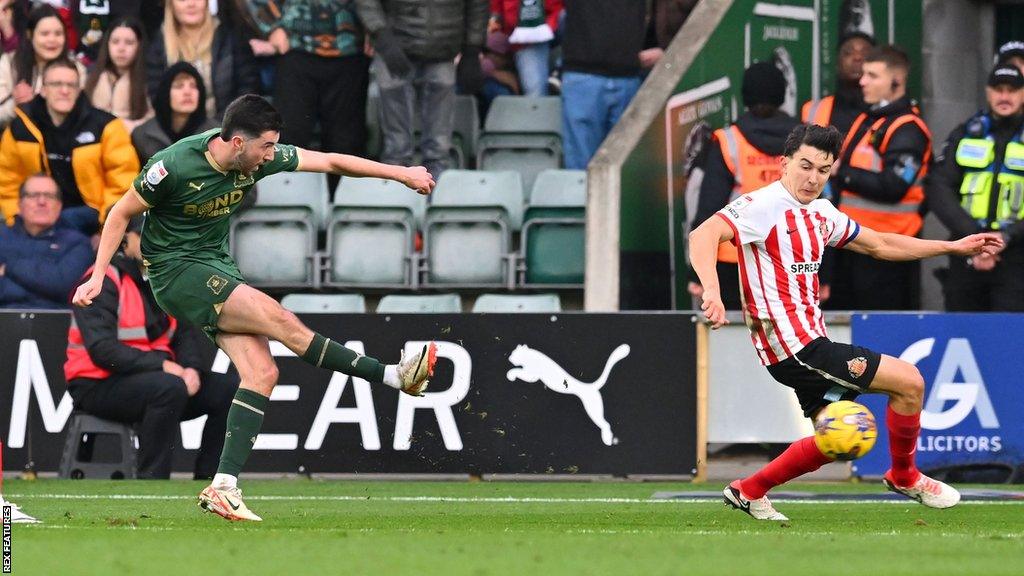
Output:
top-left (926, 64), bottom-right (1024, 311)
top-left (688, 61), bottom-right (799, 308)
top-left (827, 44), bottom-right (932, 311)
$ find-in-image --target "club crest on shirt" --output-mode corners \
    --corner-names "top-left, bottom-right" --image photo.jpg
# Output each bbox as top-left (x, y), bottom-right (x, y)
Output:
top-left (207, 274), bottom-right (229, 295)
top-left (847, 356), bottom-right (868, 379)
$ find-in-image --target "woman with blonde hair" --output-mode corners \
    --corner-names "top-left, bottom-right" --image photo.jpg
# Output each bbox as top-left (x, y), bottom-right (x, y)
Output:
top-left (145, 0), bottom-right (256, 120)
top-left (0, 4), bottom-right (85, 127)
top-left (84, 17), bottom-right (151, 132)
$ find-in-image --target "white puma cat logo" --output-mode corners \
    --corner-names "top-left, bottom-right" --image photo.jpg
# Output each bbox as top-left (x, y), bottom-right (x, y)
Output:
top-left (506, 344), bottom-right (631, 446)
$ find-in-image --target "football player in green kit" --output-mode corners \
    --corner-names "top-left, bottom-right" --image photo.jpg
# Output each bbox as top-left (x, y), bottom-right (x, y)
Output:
top-left (73, 95), bottom-right (437, 522)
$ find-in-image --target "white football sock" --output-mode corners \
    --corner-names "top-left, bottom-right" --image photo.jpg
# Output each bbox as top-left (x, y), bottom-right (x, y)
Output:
top-left (382, 365), bottom-right (401, 389)
top-left (212, 473), bottom-right (237, 489)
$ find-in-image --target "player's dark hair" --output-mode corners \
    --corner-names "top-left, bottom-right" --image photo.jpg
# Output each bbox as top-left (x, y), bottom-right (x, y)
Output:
top-left (783, 124), bottom-right (843, 160)
top-left (221, 94), bottom-right (283, 140)
top-left (865, 44), bottom-right (910, 73)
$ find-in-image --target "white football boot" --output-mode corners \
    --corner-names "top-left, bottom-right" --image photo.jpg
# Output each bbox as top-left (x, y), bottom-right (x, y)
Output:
top-left (0, 498), bottom-right (40, 524)
top-left (723, 480), bottom-right (789, 521)
top-left (198, 485), bottom-right (262, 521)
top-left (397, 342), bottom-right (437, 396)
top-left (883, 470), bottom-right (961, 509)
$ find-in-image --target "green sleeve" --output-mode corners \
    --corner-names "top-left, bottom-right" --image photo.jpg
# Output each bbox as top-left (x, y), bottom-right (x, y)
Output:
top-left (257, 143), bottom-right (300, 180)
top-left (133, 154), bottom-right (178, 207)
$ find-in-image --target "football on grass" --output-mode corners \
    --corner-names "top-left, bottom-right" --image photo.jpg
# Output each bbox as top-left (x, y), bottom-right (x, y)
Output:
top-left (813, 400), bottom-right (878, 461)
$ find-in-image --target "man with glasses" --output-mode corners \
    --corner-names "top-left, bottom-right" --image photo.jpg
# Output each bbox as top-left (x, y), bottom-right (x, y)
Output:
top-left (0, 58), bottom-right (139, 236)
top-left (0, 172), bottom-right (93, 309)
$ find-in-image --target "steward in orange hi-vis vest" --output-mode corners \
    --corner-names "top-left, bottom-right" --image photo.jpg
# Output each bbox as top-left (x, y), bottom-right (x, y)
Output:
top-left (834, 97), bottom-right (932, 236)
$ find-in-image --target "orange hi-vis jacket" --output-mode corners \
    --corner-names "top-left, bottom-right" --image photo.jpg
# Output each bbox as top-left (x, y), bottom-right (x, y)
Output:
top-left (64, 266), bottom-right (177, 381)
top-left (837, 111), bottom-right (932, 236)
top-left (801, 95), bottom-right (835, 126)
top-left (713, 124), bottom-right (783, 262)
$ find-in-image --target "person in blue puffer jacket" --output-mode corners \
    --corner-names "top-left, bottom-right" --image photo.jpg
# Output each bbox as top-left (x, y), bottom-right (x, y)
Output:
top-left (0, 173), bottom-right (93, 309)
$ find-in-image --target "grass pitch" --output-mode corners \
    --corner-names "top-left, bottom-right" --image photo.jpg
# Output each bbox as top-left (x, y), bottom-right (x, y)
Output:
top-left (5, 479), bottom-right (1022, 575)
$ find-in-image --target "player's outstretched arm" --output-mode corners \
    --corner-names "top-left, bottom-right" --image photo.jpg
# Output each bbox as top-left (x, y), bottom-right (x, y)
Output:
top-left (72, 188), bottom-right (150, 307)
top-left (688, 215), bottom-right (734, 329)
top-left (295, 148), bottom-right (435, 195)
top-left (845, 226), bottom-right (1004, 261)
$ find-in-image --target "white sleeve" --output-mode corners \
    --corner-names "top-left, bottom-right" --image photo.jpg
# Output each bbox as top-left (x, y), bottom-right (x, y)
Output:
top-left (715, 194), bottom-right (775, 245)
top-left (818, 200), bottom-right (861, 248)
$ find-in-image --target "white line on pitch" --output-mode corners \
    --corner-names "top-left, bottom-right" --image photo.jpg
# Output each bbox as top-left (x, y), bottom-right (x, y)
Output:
top-left (5, 494), bottom-right (1023, 505)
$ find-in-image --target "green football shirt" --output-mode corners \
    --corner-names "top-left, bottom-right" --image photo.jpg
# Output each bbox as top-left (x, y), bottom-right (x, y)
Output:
top-left (132, 128), bottom-right (300, 267)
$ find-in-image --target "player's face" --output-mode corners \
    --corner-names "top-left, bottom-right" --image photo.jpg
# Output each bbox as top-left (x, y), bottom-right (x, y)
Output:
top-left (859, 61), bottom-right (899, 105)
top-left (17, 177), bottom-right (62, 229)
top-left (837, 37), bottom-right (871, 83)
top-left (987, 84), bottom-right (1024, 119)
top-left (31, 16), bottom-right (65, 62)
top-left (233, 130), bottom-right (280, 174)
top-left (107, 25), bottom-right (139, 71)
top-left (42, 66), bottom-right (81, 116)
top-left (172, 0), bottom-right (209, 28)
top-left (781, 145), bottom-right (834, 204)
top-left (169, 73), bottom-right (199, 115)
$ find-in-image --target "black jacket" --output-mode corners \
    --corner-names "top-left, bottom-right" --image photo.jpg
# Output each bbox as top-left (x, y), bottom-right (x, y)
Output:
top-left (562, 0), bottom-right (649, 77)
top-left (833, 96), bottom-right (930, 205)
top-left (145, 24), bottom-right (258, 119)
top-left (355, 0), bottom-right (489, 61)
top-left (69, 254), bottom-right (203, 376)
top-left (692, 111), bottom-right (800, 228)
top-left (827, 81), bottom-right (870, 137)
top-left (927, 111), bottom-right (1024, 245)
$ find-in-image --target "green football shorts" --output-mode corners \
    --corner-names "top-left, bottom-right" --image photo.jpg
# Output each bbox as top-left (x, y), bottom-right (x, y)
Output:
top-left (147, 259), bottom-right (245, 341)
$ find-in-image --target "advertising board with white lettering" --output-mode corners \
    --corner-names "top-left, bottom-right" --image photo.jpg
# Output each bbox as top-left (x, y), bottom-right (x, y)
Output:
top-left (851, 314), bottom-right (1020, 478)
top-left (0, 312), bottom-right (697, 476)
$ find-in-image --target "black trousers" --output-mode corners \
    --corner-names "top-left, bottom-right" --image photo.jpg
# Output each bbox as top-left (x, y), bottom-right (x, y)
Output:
top-left (68, 370), bottom-right (238, 479)
top-left (274, 50), bottom-right (369, 164)
top-left (942, 244), bottom-right (1024, 311)
top-left (826, 249), bottom-right (920, 310)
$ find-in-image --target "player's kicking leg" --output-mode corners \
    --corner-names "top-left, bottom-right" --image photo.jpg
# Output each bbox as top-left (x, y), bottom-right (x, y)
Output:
top-left (867, 355), bottom-right (960, 509)
top-left (198, 285), bottom-right (436, 522)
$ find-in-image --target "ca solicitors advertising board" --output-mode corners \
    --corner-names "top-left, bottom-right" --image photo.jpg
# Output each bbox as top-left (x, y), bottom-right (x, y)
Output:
top-left (0, 312), bottom-right (698, 476)
top-left (852, 314), bottom-right (1020, 477)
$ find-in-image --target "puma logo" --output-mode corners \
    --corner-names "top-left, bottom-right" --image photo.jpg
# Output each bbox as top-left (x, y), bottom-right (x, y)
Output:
top-left (188, 181), bottom-right (206, 191)
top-left (506, 344), bottom-right (631, 446)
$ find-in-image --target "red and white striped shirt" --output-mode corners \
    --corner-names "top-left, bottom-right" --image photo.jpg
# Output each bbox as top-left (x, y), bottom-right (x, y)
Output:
top-left (715, 181), bottom-right (860, 366)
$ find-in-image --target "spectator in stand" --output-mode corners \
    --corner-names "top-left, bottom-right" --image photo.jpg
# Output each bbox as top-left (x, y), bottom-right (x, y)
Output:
top-left (34, 0), bottom-right (79, 50)
top-left (0, 58), bottom-right (139, 235)
top-left (0, 173), bottom-right (93, 309)
top-left (649, 0), bottom-right (698, 51)
top-left (560, 0), bottom-right (662, 170)
top-left (132, 61), bottom-right (217, 164)
top-left (0, 0), bottom-right (20, 55)
top-left (478, 30), bottom-right (518, 117)
top-left (488, 0), bottom-right (562, 97)
top-left (84, 17), bottom-right (151, 133)
top-left (65, 217), bottom-right (237, 480)
top-left (72, 0), bottom-right (142, 62)
top-left (0, 4), bottom-right (86, 128)
top-left (356, 0), bottom-right (489, 179)
top-left (247, 1), bottom-right (370, 158)
top-left (219, 0), bottom-right (274, 94)
top-left (146, 0), bottom-right (257, 121)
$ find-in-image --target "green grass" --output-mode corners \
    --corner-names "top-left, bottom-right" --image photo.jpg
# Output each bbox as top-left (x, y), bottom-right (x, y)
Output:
top-left (5, 479), bottom-right (1023, 575)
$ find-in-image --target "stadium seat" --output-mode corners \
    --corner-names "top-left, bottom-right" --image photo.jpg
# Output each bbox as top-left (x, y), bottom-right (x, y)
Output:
top-left (422, 170), bottom-right (523, 287)
top-left (281, 293), bottom-right (367, 313)
top-left (230, 206), bottom-right (318, 289)
top-left (376, 293), bottom-right (462, 313)
top-left (255, 171), bottom-right (331, 230)
top-left (453, 95), bottom-right (481, 168)
top-left (325, 177), bottom-right (426, 287)
top-left (483, 96), bottom-right (562, 134)
top-left (519, 169), bottom-right (586, 286)
top-left (471, 293), bottom-right (562, 312)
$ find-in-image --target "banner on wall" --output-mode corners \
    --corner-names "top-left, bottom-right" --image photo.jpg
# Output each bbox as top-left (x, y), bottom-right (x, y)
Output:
top-left (851, 314), bottom-right (1023, 479)
top-left (0, 312), bottom-right (698, 476)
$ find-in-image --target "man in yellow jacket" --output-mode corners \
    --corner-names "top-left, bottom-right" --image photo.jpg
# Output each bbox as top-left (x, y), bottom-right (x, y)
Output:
top-left (0, 58), bottom-right (138, 235)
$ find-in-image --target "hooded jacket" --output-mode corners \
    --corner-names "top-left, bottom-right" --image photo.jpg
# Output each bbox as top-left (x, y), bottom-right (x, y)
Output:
top-left (131, 62), bottom-right (218, 164)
